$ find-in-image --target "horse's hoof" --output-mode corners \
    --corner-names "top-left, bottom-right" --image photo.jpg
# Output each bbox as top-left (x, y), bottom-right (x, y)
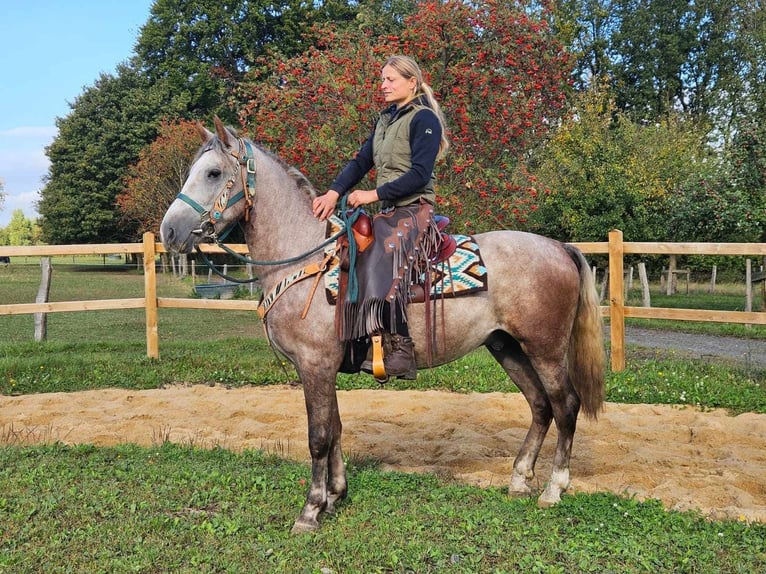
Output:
top-left (508, 473), bottom-right (533, 497)
top-left (537, 497), bottom-right (559, 509)
top-left (537, 488), bottom-right (562, 508)
top-left (291, 518), bottom-right (319, 534)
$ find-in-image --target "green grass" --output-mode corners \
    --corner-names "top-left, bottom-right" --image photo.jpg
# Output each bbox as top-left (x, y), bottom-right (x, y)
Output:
top-left (624, 282), bottom-right (766, 339)
top-left (1, 443), bottom-right (764, 573)
top-left (1, 262), bottom-right (766, 572)
top-left (1, 263), bottom-right (765, 408)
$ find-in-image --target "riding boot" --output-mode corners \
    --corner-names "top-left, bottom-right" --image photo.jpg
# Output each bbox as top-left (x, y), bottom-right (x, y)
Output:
top-left (384, 334), bottom-right (417, 380)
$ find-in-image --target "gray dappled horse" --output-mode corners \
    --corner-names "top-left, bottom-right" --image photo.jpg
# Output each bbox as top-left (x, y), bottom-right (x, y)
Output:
top-left (160, 118), bottom-right (606, 533)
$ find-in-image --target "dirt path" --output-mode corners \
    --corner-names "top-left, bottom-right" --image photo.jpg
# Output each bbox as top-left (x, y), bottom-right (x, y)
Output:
top-left (621, 327), bottom-right (766, 367)
top-left (2, 384), bottom-right (764, 523)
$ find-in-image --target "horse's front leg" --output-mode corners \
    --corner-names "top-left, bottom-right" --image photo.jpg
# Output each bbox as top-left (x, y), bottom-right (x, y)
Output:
top-left (291, 371), bottom-right (347, 534)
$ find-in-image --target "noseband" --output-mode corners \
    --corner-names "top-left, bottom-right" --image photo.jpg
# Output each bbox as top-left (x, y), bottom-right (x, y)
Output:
top-left (177, 137), bottom-right (256, 241)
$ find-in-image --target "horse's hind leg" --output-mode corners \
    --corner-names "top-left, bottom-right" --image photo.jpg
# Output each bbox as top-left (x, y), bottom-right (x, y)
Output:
top-left (528, 357), bottom-right (580, 508)
top-left (486, 333), bottom-right (553, 498)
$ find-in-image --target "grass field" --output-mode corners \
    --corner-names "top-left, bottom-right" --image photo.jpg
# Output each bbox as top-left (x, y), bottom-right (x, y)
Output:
top-left (1, 261), bottom-right (765, 572)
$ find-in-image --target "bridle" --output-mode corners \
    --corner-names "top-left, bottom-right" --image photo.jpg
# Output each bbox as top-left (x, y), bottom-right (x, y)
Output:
top-left (177, 137), bottom-right (256, 242)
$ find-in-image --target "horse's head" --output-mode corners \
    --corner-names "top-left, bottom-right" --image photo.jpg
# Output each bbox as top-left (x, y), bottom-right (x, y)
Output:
top-left (160, 117), bottom-right (254, 254)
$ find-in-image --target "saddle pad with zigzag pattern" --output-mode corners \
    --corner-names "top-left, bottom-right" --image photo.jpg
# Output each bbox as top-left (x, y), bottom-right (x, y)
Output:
top-left (324, 233), bottom-right (488, 304)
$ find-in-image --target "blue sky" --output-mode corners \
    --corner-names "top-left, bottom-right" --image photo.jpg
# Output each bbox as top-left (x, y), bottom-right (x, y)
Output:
top-left (0, 0), bottom-right (155, 227)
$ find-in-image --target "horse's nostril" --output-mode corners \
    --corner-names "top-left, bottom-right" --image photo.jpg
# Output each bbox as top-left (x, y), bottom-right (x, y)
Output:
top-left (162, 226), bottom-right (175, 244)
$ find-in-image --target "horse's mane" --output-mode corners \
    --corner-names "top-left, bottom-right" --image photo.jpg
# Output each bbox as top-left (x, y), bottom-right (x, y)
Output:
top-left (197, 127), bottom-right (318, 199)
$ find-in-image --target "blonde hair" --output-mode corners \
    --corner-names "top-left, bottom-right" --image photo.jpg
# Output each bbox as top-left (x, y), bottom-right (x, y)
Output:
top-left (383, 55), bottom-right (449, 158)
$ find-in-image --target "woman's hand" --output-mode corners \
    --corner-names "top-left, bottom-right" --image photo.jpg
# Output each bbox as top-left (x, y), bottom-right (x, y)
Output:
top-left (347, 189), bottom-right (379, 208)
top-left (312, 190), bottom-right (340, 221)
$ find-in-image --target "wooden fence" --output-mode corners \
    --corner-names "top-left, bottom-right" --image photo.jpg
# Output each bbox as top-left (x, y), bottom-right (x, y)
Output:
top-left (1, 230), bottom-right (765, 372)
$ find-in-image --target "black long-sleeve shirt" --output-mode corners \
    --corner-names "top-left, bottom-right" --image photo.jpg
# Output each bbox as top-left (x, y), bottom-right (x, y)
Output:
top-left (329, 103), bottom-right (441, 202)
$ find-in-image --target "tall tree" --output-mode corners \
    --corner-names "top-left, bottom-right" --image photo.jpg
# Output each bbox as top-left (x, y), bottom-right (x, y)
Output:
top-left (117, 119), bottom-right (202, 238)
top-left (134, 0), bottom-right (356, 122)
top-left (550, 0), bottom-right (619, 89)
top-left (238, 0), bottom-right (572, 232)
top-left (525, 82), bottom-right (714, 241)
top-left (38, 66), bottom-right (183, 244)
top-left (40, 0), bottom-right (362, 244)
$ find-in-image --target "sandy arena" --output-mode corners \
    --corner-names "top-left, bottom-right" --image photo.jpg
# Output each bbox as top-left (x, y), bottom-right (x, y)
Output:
top-left (2, 384), bottom-right (764, 523)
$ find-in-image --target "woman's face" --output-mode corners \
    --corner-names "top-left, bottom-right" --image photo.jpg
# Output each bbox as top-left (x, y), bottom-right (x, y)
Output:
top-left (380, 64), bottom-right (417, 108)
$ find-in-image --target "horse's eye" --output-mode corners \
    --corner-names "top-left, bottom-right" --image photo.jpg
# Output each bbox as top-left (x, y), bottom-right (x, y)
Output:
top-left (208, 168), bottom-right (222, 179)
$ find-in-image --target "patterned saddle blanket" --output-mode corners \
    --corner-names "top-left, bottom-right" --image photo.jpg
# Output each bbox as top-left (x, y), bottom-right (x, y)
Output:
top-left (323, 230), bottom-right (488, 305)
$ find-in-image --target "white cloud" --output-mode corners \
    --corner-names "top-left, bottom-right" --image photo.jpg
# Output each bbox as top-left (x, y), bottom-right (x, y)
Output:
top-left (0, 148), bottom-right (50, 172)
top-left (0, 126), bottom-right (58, 140)
top-left (0, 127), bottom-right (55, 226)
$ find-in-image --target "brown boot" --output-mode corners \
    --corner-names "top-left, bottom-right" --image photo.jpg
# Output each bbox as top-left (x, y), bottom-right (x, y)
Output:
top-left (384, 335), bottom-right (417, 380)
top-left (360, 334), bottom-right (389, 375)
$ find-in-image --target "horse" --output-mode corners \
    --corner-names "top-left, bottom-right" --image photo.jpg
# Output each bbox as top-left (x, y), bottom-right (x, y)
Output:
top-left (160, 117), bottom-right (606, 533)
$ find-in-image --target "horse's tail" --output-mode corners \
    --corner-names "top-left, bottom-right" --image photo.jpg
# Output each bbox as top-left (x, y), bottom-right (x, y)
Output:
top-left (564, 244), bottom-right (606, 420)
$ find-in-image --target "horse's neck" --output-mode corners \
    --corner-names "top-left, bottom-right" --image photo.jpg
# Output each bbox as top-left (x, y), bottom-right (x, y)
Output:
top-left (246, 157), bottom-right (326, 282)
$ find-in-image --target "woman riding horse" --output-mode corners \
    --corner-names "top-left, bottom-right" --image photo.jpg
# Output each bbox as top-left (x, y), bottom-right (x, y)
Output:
top-left (312, 55), bottom-right (449, 380)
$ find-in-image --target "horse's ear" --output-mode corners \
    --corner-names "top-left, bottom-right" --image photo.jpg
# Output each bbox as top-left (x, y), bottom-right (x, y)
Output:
top-left (196, 121), bottom-right (213, 143)
top-left (213, 116), bottom-right (232, 147)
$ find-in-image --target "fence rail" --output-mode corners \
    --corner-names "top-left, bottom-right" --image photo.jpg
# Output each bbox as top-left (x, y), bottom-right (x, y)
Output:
top-left (1, 230), bottom-right (765, 372)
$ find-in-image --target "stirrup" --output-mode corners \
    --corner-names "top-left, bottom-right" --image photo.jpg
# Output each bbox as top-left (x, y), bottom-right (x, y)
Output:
top-left (371, 334), bottom-right (388, 383)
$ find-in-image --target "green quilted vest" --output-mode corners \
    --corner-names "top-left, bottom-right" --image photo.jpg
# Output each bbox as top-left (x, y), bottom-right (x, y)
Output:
top-left (372, 104), bottom-right (436, 207)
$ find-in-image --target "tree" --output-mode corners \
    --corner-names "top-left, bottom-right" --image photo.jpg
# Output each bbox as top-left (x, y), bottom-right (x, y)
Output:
top-left (238, 0), bottom-right (573, 232)
top-left (709, 120), bottom-right (766, 242)
top-left (525, 82), bottom-right (714, 241)
top-left (134, 0), bottom-right (357, 123)
top-left (549, 0), bottom-right (620, 90)
top-left (37, 66), bottom-right (183, 244)
top-left (0, 178), bottom-right (5, 212)
top-left (117, 120), bottom-right (202, 238)
top-left (5, 209), bottom-right (35, 246)
top-left (39, 0), bottom-right (361, 244)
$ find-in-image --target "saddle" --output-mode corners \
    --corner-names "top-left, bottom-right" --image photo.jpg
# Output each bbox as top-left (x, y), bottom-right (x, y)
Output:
top-left (338, 210), bottom-right (457, 273)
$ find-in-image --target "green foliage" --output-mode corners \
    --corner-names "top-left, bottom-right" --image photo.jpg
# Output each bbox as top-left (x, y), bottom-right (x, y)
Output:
top-left (239, 0), bottom-right (572, 233)
top-left (665, 117), bottom-right (766, 243)
top-left (37, 66), bottom-right (183, 244)
top-left (2, 210), bottom-right (38, 246)
top-left (36, 0), bottom-right (766, 244)
top-left (548, 0), bottom-right (766, 242)
top-left (134, 0), bottom-right (355, 124)
top-left (117, 119), bottom-right (203, 238)
top-left (39, 1), bottom-right (356, 244)
top-left (525, 82), bottom-right (714, 241)
top-left (722, 120), bottom-right (766, 242)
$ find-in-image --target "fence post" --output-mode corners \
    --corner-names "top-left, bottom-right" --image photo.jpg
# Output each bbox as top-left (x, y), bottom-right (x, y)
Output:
top-left (608, 229), bottom-right (625, 372)
top-left (34, 257), bottom-right (52, 342)
top-left (637, 262), bottom-right (651, 308)
top-left (143, 232), bottom-right (159, 359)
